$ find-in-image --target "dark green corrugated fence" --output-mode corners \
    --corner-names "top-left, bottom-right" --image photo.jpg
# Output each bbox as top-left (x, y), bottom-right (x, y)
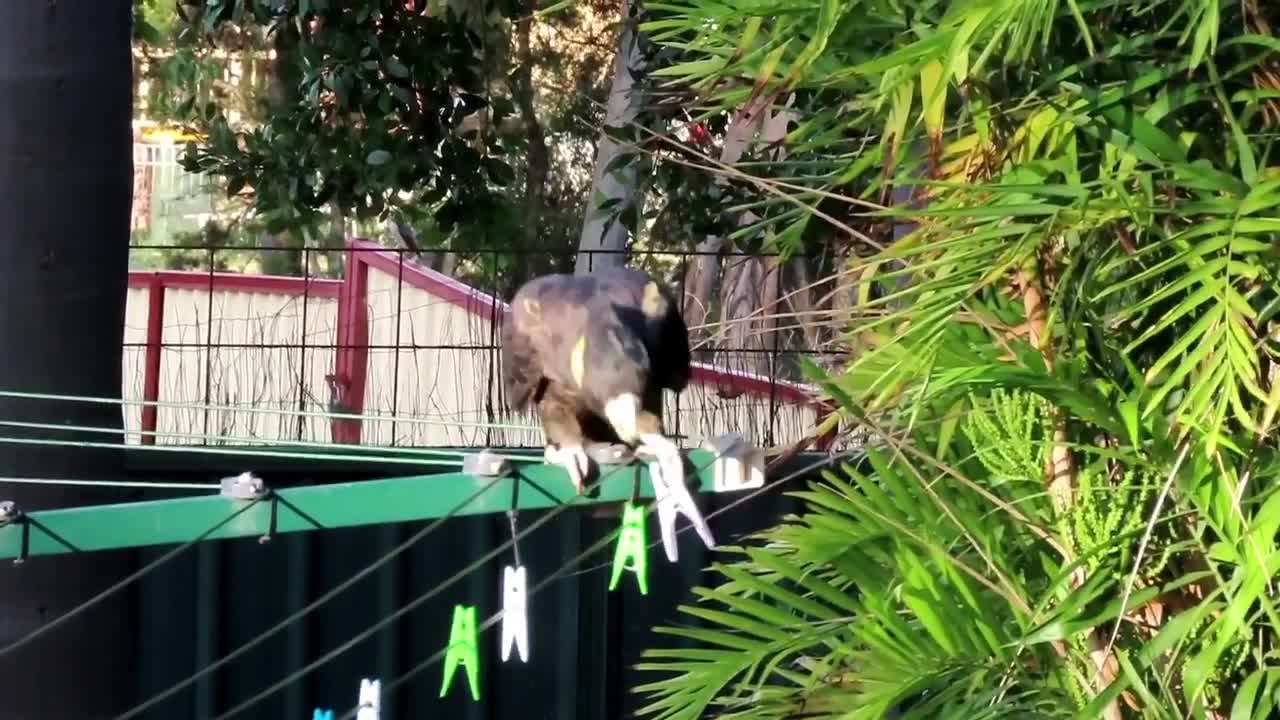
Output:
top-left (123, 450), bottom-right (815, 720)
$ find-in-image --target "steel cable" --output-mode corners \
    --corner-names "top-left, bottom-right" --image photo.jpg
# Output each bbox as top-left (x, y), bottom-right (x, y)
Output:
top-left (114, 472), bottom-right (512, 719)
top-left (215, 449), bottom-right (847, 720)
top-left (0, 496), bottom-right (266, 659)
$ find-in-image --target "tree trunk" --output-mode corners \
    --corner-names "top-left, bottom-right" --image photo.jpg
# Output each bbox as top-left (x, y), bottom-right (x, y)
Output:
top-left (718, 252), bottom-right (781, 378)
top-left (681, 236), bottom-right (722, 357)
top-left (682, 93), bottom-right (773, 355)
top-left (823, 150), bottom-right (919, 339)
top-left (326, 202), bottom-right (347, 278)
top-left (883, 140), bottom-right (926, 306)
top-left (260, 230), bottom-right (305, 276)
top-left (259, 22), bottom-right (305, 277)
top-left (715, 98), bottom-right (794, 378)
top-left (825, 238), bottom-right (858, 340)
top-left (0, 4), bottom-right (137, 718)
top-left (575, 0), bottom-right (644, 275)
top-left (781, 254), bottom-right (824, 369)
top-left (512, 8), bottom-right (549, 287)
top-left (1019, 259), bottom-right (1123, 720)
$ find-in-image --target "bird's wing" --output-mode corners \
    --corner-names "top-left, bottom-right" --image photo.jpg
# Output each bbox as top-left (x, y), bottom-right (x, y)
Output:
top-left (499, 309), bottom-right (543, 412)
top-left (585, 269), bottom-right (692, 395)
top-left (502, 276), bottom-right (597, 409)
top-left (600, 270), bottom-right (691, 394)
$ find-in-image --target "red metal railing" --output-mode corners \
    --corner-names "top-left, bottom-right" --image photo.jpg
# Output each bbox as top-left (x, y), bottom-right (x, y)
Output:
top-left (126, 270), bottom-right (342, 445)
top-left (127, 241), bottom-right (836, 449)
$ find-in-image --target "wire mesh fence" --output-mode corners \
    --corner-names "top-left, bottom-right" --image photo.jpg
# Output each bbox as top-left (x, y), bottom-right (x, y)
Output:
top-left (121, 240), bottom-right (848, 452)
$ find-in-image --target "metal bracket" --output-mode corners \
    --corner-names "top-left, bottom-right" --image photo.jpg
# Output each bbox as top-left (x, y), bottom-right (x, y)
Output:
top-left (463, 450), bottom-right (512, 478)
top-left (220, 472), bottom-right (267, 500)
top-left (0, 501), bottom-right (29, 565)
top-left (0, 501), bottom-right (20, 526)
top-left (702, 433), bottom-right (765, 492)
top-left (586, 443), bottom-right (635, 466)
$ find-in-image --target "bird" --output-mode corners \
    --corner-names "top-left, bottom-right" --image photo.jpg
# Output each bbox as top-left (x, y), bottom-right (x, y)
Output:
top-left (499, 266), bottom-right (693, 496)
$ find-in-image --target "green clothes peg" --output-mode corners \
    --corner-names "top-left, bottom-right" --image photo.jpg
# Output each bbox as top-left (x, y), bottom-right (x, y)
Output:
top-left (608, 502), bottom-right (648, 595)
top-left (441, 604), bottom-right (480, 701)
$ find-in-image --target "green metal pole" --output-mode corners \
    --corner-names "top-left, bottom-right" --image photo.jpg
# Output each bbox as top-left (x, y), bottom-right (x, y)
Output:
top-left (0, 450), bottom-right (724, 561)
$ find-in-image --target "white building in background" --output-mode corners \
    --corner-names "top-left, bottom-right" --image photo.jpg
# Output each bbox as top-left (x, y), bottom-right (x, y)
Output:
top-left (131, 123), bottom-right (218, 246)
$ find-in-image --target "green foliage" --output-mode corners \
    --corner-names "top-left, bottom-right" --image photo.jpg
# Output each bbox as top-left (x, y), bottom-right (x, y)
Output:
top-left (637, 447), bottom-right (1082, 720)
top-left (1065, 464), bottom-right (1165, 579)
top-left (962, 388), bottom-right (1051, 486)
top-left (130, 0), bottom-right (629, 293)
top-left (133, 0), bottom-right (178, 44)
top-left (175, 1), bottom-right (522, 236)
top-left (631, 0), bottom-right (1280, 717)
top-left (140, 48), bottom-right (229, 124)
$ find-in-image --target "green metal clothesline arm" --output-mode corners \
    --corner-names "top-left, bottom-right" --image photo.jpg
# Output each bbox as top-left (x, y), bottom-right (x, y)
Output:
top-left (0, 449), bottom-right (733, 561)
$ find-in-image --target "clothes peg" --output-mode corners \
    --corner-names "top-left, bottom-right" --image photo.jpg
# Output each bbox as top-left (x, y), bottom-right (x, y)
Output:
top-left (312, 710), bottom-right (335, 720)
top-left (647, 458), bottom-right (716, 563)
top-left (608, 502), bottom-right (648, 594)
top-left (441, 604), bottom-right (481, 701)
top-left (499, 478), bottom-right (530, 663)
top-left (355, 678), bottom-right (380, 720)
top-left (500, 565), bottom-right (529, 662)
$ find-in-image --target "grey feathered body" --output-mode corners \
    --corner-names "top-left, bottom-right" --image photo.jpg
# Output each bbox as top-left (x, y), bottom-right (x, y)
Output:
top-left (500, 267), bottom-right (691, 449)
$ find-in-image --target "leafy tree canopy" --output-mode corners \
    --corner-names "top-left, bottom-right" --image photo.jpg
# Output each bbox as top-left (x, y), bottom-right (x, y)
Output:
top-left (172, 0), bottom-right (524, 237)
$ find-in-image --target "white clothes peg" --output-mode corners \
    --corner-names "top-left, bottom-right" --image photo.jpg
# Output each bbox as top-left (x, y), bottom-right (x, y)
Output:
top-left (356, 677), bottom-right (380, 720)
top-left (636, 433), bottom-right (715, 563)
top-left (500, 565), bottom-right (529, 662)
top-left (645, 460), bottom-right (716, 563)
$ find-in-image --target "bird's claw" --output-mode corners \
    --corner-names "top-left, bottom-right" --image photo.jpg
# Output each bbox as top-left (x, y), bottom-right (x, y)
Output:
top-left (546, 444), bottom-right (591, 495)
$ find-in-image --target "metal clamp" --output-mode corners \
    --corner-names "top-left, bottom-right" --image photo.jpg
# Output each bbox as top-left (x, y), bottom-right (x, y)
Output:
top-left (702, 433), bottom-right (765, 492)
top-left (220, 472), bottom-right (267, 500)
top-left (0, 501), bottom-right (29, 565)
top-left (464, 450), bottom-right (512, 478)
top-left (0, 501), bottom-right (20, 526)
top-left (587, 443), bottom-right (635, 466)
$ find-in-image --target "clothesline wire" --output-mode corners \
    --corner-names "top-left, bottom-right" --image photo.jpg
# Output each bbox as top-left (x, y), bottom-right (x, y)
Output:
top-left (0, 417), bottom-right (539, 465)
top-left (223, 448), bottom-right (847, 720)
top-left (0, 476), bottom-right (219, 490)
top-left (113, 472), bottom-right (512, 720)
top-left (0, 497), bottom-right (266, 659)
top-left (0, 388), bottom-right (541, 434)
top-left (0, 435), bottom-right (539, 470)
top-left (333, 448), bottom-right (849, 720)
top-left (201, 447), bottom-right (750, 720)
